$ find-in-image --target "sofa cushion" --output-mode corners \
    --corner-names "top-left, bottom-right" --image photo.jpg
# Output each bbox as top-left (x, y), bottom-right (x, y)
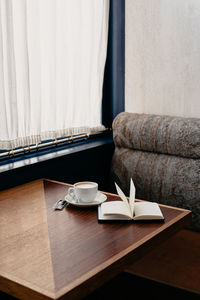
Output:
top-left (110, 147), bottom-right (200, 231)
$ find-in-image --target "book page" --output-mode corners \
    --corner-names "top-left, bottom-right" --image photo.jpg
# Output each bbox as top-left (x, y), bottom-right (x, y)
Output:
top-left (101, 201), bottom-right (132, 219)
top-left (129, 179), bottom-right (135, 216)
top-left (98, 205), bottom-right (132, 221)
top-left (115, 183), bottom-right (132, 217)
top-left (133, 202), bottom-right (164, 220)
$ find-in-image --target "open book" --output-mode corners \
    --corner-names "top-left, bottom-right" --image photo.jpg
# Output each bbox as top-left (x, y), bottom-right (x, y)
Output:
top-left (98, 179), bottom-right (164, 221)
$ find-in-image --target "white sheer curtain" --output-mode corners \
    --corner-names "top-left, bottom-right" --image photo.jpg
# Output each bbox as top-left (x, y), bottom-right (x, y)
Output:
top-left (0, 0), bottom-right (109, 150)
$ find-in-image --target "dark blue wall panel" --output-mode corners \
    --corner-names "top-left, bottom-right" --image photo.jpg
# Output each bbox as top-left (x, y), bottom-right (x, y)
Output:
top-left (102, 0), bottom-right (125, 128)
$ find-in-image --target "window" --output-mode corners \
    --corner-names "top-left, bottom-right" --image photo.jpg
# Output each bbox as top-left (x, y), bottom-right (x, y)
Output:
top-left (0, 0), bottom-right (109, 152)
top-left (0, 0), bottom-right (125, 191)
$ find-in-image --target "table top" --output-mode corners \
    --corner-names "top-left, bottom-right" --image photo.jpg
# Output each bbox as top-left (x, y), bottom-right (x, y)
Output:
top-left (0, 179), bottom-right (191, 300)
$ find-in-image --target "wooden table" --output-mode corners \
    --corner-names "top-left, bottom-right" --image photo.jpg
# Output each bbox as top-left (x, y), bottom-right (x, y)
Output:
top-left (0, 179), bottom-right (191, 300)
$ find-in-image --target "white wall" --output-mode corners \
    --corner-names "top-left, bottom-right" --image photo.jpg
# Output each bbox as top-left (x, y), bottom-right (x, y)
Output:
top-left (125, 0), bottom-right (200, 118)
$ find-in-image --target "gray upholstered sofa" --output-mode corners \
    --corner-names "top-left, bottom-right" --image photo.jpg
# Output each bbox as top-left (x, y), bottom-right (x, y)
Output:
top-left (110, 112), bottom-right (200, 232)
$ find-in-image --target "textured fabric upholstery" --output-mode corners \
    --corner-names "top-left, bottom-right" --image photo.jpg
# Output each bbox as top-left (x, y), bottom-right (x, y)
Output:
top-left (110, 112), bottom-right (200, 231)
top-left (113, 112), bottom-right (200, 158)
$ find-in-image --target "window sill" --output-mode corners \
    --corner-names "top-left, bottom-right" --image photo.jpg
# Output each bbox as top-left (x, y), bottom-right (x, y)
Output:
top-left (0, 132), bottom-right (114, 191)
top-left (0, 133), bottom-right (113, 174)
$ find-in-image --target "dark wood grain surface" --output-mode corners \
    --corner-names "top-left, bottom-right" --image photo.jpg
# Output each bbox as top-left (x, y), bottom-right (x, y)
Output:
top-left (0, 179), bottom-right (191, 300)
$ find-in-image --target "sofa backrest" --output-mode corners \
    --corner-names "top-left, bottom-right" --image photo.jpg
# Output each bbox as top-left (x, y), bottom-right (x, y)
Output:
top-left (110, 112), bottom-right (200, 231)
top-left (113, 112), bottom-right (200, 158)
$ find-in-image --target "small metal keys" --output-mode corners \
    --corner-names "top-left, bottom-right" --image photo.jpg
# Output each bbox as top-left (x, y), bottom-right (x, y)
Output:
top-left (53, 199), bottom-right (68, 210)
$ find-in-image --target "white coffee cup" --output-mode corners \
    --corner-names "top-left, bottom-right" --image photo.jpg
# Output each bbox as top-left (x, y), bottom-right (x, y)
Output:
top-left (67, 181), bottom-right (98, 203)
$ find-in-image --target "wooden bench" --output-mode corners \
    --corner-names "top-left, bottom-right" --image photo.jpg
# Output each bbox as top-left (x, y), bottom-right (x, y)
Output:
top-left (125, 229), bottom-right (200, 295)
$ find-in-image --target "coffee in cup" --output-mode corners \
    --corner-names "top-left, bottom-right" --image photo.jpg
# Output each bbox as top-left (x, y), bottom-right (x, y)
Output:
top-left (67, 181), bottom-right (98, 203)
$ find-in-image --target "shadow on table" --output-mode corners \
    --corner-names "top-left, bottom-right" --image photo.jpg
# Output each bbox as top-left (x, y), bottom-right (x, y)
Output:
top-left (1, 272), bottom-right (199, 300)
top-left (84, 272), bottom-right (200, 300)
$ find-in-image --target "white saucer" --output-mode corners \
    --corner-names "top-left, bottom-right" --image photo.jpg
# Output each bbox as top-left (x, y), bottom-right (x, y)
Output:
top-left (65, 192), bottom-right (107, 207)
